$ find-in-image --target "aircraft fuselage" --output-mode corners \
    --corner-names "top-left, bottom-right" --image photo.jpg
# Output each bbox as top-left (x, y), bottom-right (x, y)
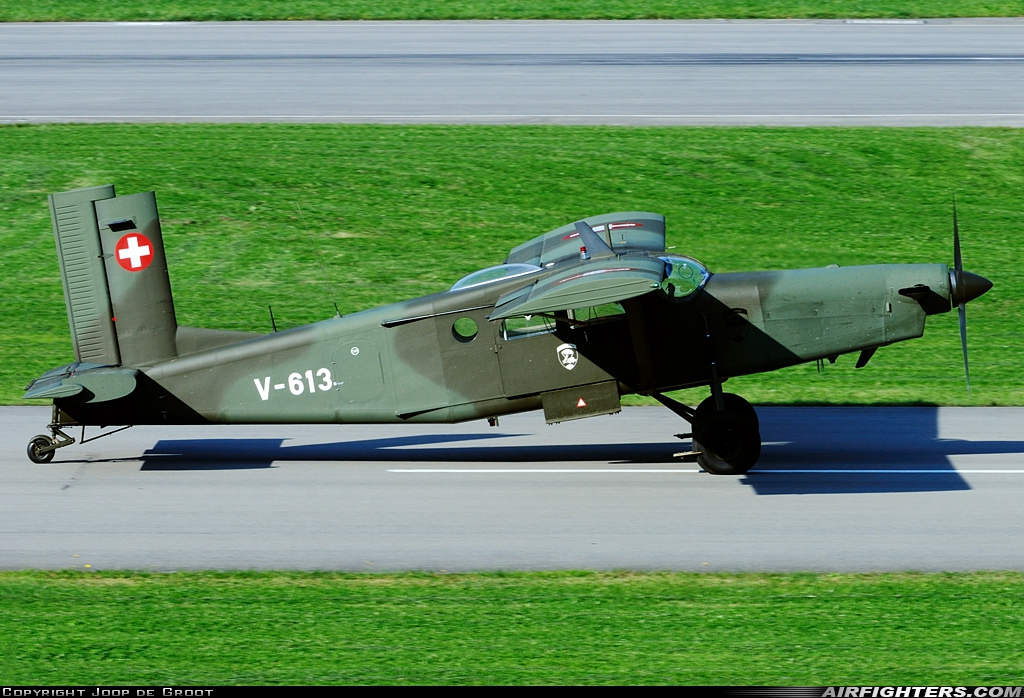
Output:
top-left (54, 261), bottom-right (950, 426)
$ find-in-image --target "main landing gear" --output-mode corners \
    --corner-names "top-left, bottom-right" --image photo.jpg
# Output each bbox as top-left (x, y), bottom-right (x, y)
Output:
top-left (25, 406), bottom-right (131, 464)
top-left (653, 391), bottom-right (761, 475)
top-left (650, 312), bottom-right (762, 475)
top-left (690, 393), bottom-right (761, 475)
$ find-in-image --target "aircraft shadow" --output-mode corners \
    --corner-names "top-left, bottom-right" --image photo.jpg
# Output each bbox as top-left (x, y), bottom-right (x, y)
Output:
top-left (744, 407), bottom-right (1024, 494)
top-left (138, 432), bottom-right (680, 470)
top-left (134, 407), bottom-right (1024, 495)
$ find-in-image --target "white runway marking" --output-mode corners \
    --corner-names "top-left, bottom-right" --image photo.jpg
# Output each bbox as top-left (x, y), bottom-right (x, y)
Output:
top-left (389, 468), bottom-right (1024, 474)
top-left (753, 469), bottom-right (1024, 474)
top-left (389, 468), bottom-right (703, 473)
top-left (5, 405), bottom-right (1024, 571)
top-left (8, 21), bottom-right (1024, 127)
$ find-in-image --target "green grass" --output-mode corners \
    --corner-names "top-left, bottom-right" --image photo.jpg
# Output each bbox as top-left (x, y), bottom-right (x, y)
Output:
top-left (1, 571), bottom-right (1022, 684)
top-left (2, 124), bottom-right (1021, 405)
top-left (2, 1), bottom-right (1024, 21)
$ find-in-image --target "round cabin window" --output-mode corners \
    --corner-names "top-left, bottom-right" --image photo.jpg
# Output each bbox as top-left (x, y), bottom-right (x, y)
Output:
top-left (452, 317), bottom-right (479, 343)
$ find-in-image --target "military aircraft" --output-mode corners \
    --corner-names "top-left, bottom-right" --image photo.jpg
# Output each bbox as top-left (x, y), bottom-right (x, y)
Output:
top-left (24, 185), bottom-right (992, 474)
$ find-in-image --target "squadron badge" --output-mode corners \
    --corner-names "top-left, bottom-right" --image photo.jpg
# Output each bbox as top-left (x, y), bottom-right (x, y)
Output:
top-left (556, 343), bottom-right (579, 370)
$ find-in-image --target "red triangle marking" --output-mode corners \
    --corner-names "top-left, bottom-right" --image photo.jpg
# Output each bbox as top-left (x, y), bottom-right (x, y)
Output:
top-left (576, 398), bottom-right (587, 408)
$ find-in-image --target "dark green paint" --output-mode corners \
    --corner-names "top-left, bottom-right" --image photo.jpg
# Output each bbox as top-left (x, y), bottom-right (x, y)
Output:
top-left (26, 186), bottom-right (984, 437)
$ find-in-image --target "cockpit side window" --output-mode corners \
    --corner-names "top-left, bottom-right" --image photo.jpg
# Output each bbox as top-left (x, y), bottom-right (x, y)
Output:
top-left (502, 315), bottom-right (556, 340)
top-left (659, 256), bottom-right (710, 299)
top-left (568, 303), bottom-right (626, 326)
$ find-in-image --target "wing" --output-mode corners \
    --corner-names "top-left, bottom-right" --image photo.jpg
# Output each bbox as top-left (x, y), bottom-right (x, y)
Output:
top-left (505, 212), bottom-right (665, 267)
top-left (488, 256), bottom-right (665, 320)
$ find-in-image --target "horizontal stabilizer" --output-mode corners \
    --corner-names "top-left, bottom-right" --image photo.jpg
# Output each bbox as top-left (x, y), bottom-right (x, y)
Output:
top-left (24, 365), bottom-right (138, 403)
top-left (489, 256), bottom-right (664, 320)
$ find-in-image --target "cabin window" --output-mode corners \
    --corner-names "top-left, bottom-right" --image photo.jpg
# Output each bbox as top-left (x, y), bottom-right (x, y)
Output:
top-left (659, 256), bottom-right (709, 299)
top-left (452, 317), bottom-right (479, 342)
top-left (568, 303), bottom-right (626, 325)
top-left (450, 263), bottom-right (542, 292)
top-left (502, 315), bottom-right (556, 340)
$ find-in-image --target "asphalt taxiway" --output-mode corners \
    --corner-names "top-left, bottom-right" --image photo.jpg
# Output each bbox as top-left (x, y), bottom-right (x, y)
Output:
top-left (2, 405), bottom-right (1023, 571)
top-left (3, 19), bottom-right (1024, 124)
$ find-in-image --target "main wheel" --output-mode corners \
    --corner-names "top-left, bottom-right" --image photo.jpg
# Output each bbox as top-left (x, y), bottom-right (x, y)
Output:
top-left (27, 435), bottom-right (55, 464)
top-left (692, 411), bottom-right (761, 475)
top-left (695, 393), bottom-right (759, 431)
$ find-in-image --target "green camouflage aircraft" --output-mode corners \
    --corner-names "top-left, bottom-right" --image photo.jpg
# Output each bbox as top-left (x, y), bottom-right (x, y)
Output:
top-left (24, 185), bottom-right (992, 474)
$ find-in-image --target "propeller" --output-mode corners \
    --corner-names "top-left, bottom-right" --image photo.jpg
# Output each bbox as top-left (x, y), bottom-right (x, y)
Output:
top-left (952, 195), bottom-right (970, 394)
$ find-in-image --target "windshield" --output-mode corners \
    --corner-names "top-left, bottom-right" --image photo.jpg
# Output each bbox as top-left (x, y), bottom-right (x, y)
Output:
top-left (450, 263), bottom-right (542, 292)
top-left (659, 255), bottom-right (709, 299)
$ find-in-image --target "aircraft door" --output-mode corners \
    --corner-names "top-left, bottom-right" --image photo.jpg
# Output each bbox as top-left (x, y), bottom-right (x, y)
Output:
top-left (385, 318), bottom-right (450, 417)
top-left (435, 308), bottom-right (504, 406)
top-left (495, 314), bottom-right (615, 397)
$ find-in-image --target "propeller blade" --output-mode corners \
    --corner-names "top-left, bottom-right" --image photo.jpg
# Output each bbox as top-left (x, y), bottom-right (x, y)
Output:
top-left (952, 194), bottom-right (965, 305)
top-left (959, 302), bottom-right (970, 395)
top-left (952, 194), bottom-right (970, 394)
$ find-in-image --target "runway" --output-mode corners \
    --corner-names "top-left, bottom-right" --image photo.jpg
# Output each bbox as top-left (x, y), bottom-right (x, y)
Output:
top-left (3, 405), bottom-right (1023, 571)
top-left (3, 19), bottom-right (1024, 125)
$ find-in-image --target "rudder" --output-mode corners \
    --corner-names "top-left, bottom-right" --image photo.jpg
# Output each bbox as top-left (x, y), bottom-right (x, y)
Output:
top-left (50, 185), bottom-right (178, 367)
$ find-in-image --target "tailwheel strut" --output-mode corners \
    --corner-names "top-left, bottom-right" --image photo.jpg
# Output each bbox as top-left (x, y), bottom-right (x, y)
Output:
top-left (26, 406), bottom-right (131, 464)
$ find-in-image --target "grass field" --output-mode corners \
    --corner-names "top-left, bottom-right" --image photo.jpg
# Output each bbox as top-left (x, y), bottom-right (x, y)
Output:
top-left (1, 571), bottom-right (1022, 684)
top-left (2, 1), bottom-right (1023, 21)
top-left (1, 124), bottom-right (1021, 406)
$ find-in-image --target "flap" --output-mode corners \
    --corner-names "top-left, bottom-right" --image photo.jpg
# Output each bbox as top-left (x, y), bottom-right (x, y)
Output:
top-left (489, 256), bottom-right (664, 320)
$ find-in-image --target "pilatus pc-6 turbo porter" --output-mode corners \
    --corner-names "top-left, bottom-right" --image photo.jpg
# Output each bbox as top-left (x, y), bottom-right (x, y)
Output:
top-left (25, 185), bottom-right (992, 474)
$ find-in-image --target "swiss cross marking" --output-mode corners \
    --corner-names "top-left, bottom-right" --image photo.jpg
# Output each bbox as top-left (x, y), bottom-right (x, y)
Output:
top-left (115, 233), bottom-right (154, 272)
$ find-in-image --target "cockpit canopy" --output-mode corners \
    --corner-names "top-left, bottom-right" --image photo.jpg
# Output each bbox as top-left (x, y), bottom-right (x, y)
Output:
top-left (659, 255), bottom-right (710, 299)
top-left (450, 263), bottom-right (542, 292)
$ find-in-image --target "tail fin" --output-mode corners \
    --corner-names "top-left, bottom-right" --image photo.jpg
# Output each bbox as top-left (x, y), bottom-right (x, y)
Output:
top-left (50, 185), bottom-right (177, 367)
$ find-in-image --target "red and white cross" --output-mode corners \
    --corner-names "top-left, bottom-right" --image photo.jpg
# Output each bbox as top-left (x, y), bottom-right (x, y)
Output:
top-left (115, 233), bottom-right (154, 272)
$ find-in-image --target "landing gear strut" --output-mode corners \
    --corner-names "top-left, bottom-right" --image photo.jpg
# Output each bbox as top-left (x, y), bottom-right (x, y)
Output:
top-left (692, 313), bottom-right (761, 475)
top-left (652, 312), bottom-right (763, 475)
top-left (26, 406), bottom-right (75, 463)
top-left (25, 406), bottom-right (131, 464)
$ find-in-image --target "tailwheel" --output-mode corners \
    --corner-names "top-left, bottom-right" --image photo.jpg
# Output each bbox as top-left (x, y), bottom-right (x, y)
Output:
top-left (27, 435), bottom-right (56, 464)
top-left (692, 408), bottom-right (761, 475)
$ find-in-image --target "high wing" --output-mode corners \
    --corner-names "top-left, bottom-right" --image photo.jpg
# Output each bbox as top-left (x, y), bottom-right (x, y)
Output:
top-left (505, 212), bottom-right (665, 267)
top-left (488, 255), bottom-right (665, 320)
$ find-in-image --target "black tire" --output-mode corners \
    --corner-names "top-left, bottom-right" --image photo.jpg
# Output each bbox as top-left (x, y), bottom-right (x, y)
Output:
top-left (695, 392), bottom-right (759, 431)
top-left (692, 411), bottom-right (761, 475)
top-left (27, 435), bottom-right (55, 464)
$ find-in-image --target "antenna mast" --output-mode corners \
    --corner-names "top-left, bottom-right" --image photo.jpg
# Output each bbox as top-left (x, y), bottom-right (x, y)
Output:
top-left (296, 203), bottom-right (341, 317)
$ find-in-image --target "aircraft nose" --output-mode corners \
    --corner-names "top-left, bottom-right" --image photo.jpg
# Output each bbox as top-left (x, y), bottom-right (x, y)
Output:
top-left (961, 271), bottom-right (993, 304)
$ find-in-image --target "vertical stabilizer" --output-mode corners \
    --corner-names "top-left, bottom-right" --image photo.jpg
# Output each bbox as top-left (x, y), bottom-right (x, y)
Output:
top-left (95, 191), bottom-right (178, 366)
top-left (49, 186), bottom-right (179, 368)
top-left (49, 185), bottom-right (121, 365)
